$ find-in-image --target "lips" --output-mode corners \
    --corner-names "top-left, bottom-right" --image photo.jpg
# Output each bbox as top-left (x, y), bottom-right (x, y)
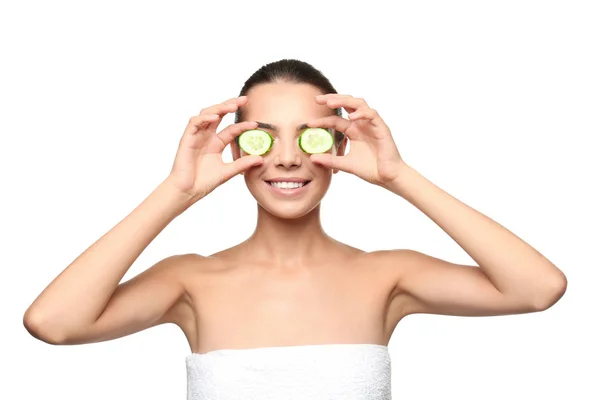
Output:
top-left (264, 179), bottom-right (311, 184)
top-left (264, 180), bottom-right (312, 195)
top-left (265, 180), bottom-right (311, 186)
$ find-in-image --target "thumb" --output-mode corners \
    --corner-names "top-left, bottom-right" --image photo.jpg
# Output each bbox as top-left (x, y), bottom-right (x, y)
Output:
top-left (222, 156), bottom-right (263, 181)
top-left (310, 154), bottom-right (352, 173)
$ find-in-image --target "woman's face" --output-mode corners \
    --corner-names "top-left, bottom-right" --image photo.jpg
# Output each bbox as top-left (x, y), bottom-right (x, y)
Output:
top-left (232, 81), bottom-right (347, 219)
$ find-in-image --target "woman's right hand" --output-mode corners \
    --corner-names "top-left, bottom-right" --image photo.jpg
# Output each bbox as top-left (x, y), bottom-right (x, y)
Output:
top-left (164, 96), bottom-right (263, 205)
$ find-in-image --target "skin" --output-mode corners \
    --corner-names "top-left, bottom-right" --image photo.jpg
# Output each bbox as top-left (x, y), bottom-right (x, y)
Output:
top-left (23, 81), bottom-right (567, 357)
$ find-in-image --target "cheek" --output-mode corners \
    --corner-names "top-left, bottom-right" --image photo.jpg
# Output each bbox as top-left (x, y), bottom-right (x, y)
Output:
top-left (243, 168), bottom-right (261, 184)
top-left (311, 169), bottom-right (333, 191)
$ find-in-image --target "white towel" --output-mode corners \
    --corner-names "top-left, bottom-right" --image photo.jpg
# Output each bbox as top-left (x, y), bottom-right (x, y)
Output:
top-left (185, 343), bottom-right (392, 399)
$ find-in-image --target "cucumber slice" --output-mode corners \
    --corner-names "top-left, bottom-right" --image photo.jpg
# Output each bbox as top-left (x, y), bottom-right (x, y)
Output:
top-left (238, 129), bottom-right (274, 155)
top-left (299, 128), bottom-right (334, 154)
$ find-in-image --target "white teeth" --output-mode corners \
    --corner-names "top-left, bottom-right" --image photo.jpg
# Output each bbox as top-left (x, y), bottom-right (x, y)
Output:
top-left (270, 181), bottom-right (305, 189)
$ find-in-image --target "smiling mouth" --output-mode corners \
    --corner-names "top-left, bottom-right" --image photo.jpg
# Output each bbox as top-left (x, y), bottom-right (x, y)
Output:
top-left (265, 180), bottom-right (312, 189)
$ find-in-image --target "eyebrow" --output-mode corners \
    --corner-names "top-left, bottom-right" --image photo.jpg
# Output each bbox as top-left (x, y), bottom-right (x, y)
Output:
top-left (254, 122), bottom-right (310, 132)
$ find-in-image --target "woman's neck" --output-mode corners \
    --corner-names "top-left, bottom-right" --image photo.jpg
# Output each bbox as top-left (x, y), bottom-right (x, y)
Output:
top-left (242, 203), bottom-right (337, 267)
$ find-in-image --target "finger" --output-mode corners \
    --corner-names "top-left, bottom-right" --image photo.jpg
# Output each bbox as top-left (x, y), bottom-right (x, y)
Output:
top-left (222, 154), bottom-right (264, 182)
top-left (216, 120), bottom-right (259, 147)
top-left (199, 96), bottom-right (248, 117)
top-left (305, 115), bottom-right (356, 140)
top-left (190, 97), bottom-right (248, 136)
top-left (315, 94), bottom-right (354, 103)
top-left (323, 96), bottom-right (369, 115)
top-left (315, 94), bottom-right (355, 111)
top-left (309, 153), bottom-right (354, 175)
top-left (348, 108), bottom-right (381, 126)
top-left (316, 94), bottom-right (368, 115)
top-left (184, 113), bottom-right (221, 136)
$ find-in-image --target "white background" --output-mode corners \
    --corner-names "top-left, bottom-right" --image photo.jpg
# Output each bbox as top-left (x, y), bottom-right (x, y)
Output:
top-left (2, 0), bottom-right (598, 399)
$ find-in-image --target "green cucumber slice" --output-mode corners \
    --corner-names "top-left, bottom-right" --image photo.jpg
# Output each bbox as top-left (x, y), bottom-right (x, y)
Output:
top-left (299, 128), bottom-right (334, 154)
top-left (238, 129), bottom-right (274, 155)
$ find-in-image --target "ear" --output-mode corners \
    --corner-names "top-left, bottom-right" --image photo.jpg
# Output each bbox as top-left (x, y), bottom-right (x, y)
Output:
top-left (332, 135), bottom-right (348, 174)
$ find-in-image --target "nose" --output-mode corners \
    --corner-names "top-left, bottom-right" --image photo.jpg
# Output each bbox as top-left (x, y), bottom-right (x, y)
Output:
top-left (272, 136), bottom-right (302, 169)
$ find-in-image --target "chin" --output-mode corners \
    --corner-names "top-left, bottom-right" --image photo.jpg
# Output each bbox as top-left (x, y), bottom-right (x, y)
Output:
top-left (259, 200), bottom-right (321, 220)
top-left (246, 178), bottom-right (331, 220)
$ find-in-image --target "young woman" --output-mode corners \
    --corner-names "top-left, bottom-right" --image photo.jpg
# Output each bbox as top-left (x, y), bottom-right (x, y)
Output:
top-left (23, 59), bottom-right (567, 399)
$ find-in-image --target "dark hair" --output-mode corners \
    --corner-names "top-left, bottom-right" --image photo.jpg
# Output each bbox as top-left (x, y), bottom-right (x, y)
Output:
top-left (234, 59), bottom-right (345, 145)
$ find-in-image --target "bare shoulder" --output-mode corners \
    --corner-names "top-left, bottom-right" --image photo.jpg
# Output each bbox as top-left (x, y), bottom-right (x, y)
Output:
top-left (165, 252), bottom-right (241, 301)
top-left (153, 253), bottom-right (216, 324)
top-left (362, 248), bottom-right (471, 299)
top-left (45, 253), bottom-right (211, 346)
top-left (366, 248), bottom-right (544, 318)
top-left (364, 249), bottom-right (411, 277)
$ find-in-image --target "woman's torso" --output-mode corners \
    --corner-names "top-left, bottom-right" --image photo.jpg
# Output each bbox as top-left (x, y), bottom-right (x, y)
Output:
top-left (169, 244), bottom-right (405, 354)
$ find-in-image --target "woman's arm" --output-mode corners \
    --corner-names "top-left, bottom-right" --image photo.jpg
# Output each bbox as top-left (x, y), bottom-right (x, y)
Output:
top-left (308, 94), bottom-right (567, 318)
top-left (23, 97), bottom-right (263, 345)
top-left (384, 164), bottom-right (567, 317)
top-left (23, 180), bottom-right (192, 344)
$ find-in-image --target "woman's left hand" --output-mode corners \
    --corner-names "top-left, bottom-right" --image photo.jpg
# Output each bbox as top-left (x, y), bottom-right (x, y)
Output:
top-left (307, 94), bottom-right (407, 187)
